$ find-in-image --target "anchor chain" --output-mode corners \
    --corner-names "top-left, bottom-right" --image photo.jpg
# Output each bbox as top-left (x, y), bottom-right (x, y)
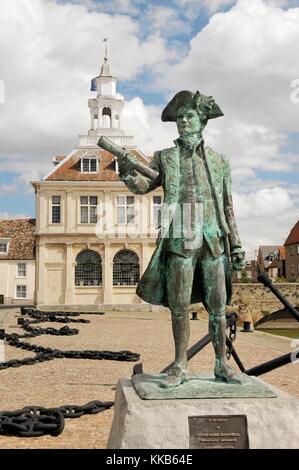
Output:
top-left (0, 400), bottom-right (114, 437)
top-left (0, 308), bottom-right (137, 438)
top-left (0, 308), bottom-right (140, 370)
top-left (0, 331), bottom-right (140, 370)
top-left (226, 315), bottom-right (237, 360)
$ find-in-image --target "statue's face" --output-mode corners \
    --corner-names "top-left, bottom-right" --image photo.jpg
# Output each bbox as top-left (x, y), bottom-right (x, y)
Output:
top-left (176, 106), bottom-right (203, 137)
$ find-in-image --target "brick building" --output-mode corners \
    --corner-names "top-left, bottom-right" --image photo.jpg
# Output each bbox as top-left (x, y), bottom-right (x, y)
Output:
top-left (256, 245), bottom-right (285, 280)
top-left (0, 219), bottom-right (36, 304)
top-left (284, 220), bottom-right (299, 281)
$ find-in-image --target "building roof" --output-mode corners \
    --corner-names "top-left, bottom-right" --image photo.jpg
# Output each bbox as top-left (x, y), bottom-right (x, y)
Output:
top-left (284, 220), bottom-right (299, 246)
top-left (0, 219), bottom-right (36, 260)
top-left (258, 245), bottom-right (280, 268)
top-left (45, 148), bottom-right (150, 182)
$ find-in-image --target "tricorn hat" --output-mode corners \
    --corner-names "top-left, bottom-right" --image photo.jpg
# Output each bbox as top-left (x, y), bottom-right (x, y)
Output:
top-left (161, 90), bottom-right (224, 122)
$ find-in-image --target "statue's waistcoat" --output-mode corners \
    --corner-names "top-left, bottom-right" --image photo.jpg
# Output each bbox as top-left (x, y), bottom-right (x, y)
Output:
top-left (159, 145), bottom-right (228, 258)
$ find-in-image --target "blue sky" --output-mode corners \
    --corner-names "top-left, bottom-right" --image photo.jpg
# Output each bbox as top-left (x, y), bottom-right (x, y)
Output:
top-left (0, 0), bottom-right (298, 256)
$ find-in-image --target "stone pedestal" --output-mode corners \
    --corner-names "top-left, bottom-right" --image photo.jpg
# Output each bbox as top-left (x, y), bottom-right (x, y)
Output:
top-left (107, 377), bottom-right (299, 449)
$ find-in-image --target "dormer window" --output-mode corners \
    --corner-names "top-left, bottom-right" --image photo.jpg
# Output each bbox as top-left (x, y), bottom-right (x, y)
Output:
top-left (80, 157), bottom-right (98, 173)
top-left (0, 238), bottom-right (10, 255)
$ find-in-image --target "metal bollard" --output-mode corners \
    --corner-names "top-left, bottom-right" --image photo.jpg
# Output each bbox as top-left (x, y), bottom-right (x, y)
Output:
top-left (191, 311), bottom-right (198, 321)
top-left (242, 321), bottom-right (251, 332)
top-left (0, 329), bottom-right (4, 361)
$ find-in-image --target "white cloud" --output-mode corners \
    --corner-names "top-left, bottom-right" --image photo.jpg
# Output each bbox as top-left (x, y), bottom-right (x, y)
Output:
top-left (172, 0), bottom-right (299, 18)
top-left (0, 182), bottom-right (17, 194)
top-left (0, 0), bottom-right (175, 177)
top-left (172, 0), bottom-right (235, 17)
top-left (123, 97), bottom-right (178, 154)
top-left (204, 118), bottom-right (293, 176)
top-left (234, 186), bottom-right (294, 219)
top-left (60, 0), bottom-right (144, 16)
top-left (158, 0), bottom-right (299, 132)
top-left (233, 186), bottom-right (296, 257)
top-left (144, 5), bottom-right (192, 37)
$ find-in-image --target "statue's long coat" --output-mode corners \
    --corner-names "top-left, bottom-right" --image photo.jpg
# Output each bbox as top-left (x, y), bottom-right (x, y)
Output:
top-left (120, 144), bottom-right (241, 308)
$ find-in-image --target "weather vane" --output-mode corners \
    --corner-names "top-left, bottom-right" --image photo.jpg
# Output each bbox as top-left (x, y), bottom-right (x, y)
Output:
top-left (103, 36), bottom-right (109, 61)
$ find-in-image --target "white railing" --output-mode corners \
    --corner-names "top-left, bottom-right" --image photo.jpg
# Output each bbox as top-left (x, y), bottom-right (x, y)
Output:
top-left (79, 134), bottom-right (134, 148)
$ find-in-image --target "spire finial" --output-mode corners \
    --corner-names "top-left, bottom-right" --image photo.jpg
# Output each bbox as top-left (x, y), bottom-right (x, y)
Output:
top-left (103, 36), bottom-right (109, 62)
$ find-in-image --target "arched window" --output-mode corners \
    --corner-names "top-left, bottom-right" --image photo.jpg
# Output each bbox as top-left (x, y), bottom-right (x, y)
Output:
top-left (102, 107), bottom-right (111, 128)
top-left (113, 250), bottom-right (140, 286)
top-left (75, 250), bottom-right (102, 286)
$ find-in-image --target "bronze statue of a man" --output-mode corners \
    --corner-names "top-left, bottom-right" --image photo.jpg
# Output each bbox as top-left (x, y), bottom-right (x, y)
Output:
top-left (118, 90), bottom-right (245, 388)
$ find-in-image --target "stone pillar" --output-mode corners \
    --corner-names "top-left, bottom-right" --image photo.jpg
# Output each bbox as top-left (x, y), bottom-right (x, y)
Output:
top-left (90, 110), bottom-right (95, 130)
top-left (98, 107), bottom-right (102, 128)
top-left (36, 241), bottom-right (46, 306)
top-left (141, 243), bottom-right (149, 276)
top-left (103, 243), bottom-right (113, 304)
top-left (64, 242), bottom-right (74, 305)
top-left (66, 191), bottom-right (74, 233)
top-left (39, 190), bottom-right (48, 232)
top-left (111, 109), bottom-right (116, 128)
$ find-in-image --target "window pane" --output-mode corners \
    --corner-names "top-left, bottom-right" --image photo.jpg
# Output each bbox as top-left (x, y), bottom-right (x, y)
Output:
top-left (16, 286), bottom-right (26, 299)
top-left (90, 206), bottom-right (97, 223)
top-left (117, 196), bottom-right (125, 205)
top-left (90, 159), bottom-right (97, 172)
top-left (127, 196), bottom-right (134, 205)
top-left (52, 196), bottom-right (61, 204)
top-left (18, 263), bottom-right (26, 277)
top-left (127, 206), bottom-right (135, 224)
top-left (0, 243), bottom-right (7, 253)
top-left (80, 196), bottom-right (88, 205)
top-left (117, 207), bottom-right (125, 224)
top-left (82, 159), bottom-right (90, 172)
top-left (75, 250), bottom-right (102, 286)
top-left (113, 251), bottom-right (140, 286)
top-left (52, 206), bottom-right (61, 224)
top-left (153, 196), bottom-right (161, 204)
top-left (80, 206), bottom-right (88, 223)
top-left (90, 196), bottom-right (97, 206)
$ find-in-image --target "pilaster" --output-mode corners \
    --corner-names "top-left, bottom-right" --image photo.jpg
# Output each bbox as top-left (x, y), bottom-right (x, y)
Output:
top-left (64, 242), bottom-right (74, 304)
top-left (103, 243), bottom-right (113, 304)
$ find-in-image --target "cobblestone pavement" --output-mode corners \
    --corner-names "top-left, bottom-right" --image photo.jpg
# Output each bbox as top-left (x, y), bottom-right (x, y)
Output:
top-left (0, 308), bottom-right (298, 449)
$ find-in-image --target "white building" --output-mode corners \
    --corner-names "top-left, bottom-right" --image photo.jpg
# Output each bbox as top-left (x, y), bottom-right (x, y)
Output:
top-left (32, 50), bottom-right (162, 310)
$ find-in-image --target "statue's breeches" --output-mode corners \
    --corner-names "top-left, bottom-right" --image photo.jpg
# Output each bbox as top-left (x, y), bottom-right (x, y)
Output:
top-left (166, 241), bottom-right (227, 316)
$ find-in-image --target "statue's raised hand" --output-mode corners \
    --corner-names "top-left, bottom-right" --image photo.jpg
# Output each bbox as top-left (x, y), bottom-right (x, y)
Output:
top-left (231, 247), bottom-right (245, 271)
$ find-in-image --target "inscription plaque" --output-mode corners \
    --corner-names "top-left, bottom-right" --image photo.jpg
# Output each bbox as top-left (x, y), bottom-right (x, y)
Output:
top-left (189, 415), bottom-right (249, 449)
